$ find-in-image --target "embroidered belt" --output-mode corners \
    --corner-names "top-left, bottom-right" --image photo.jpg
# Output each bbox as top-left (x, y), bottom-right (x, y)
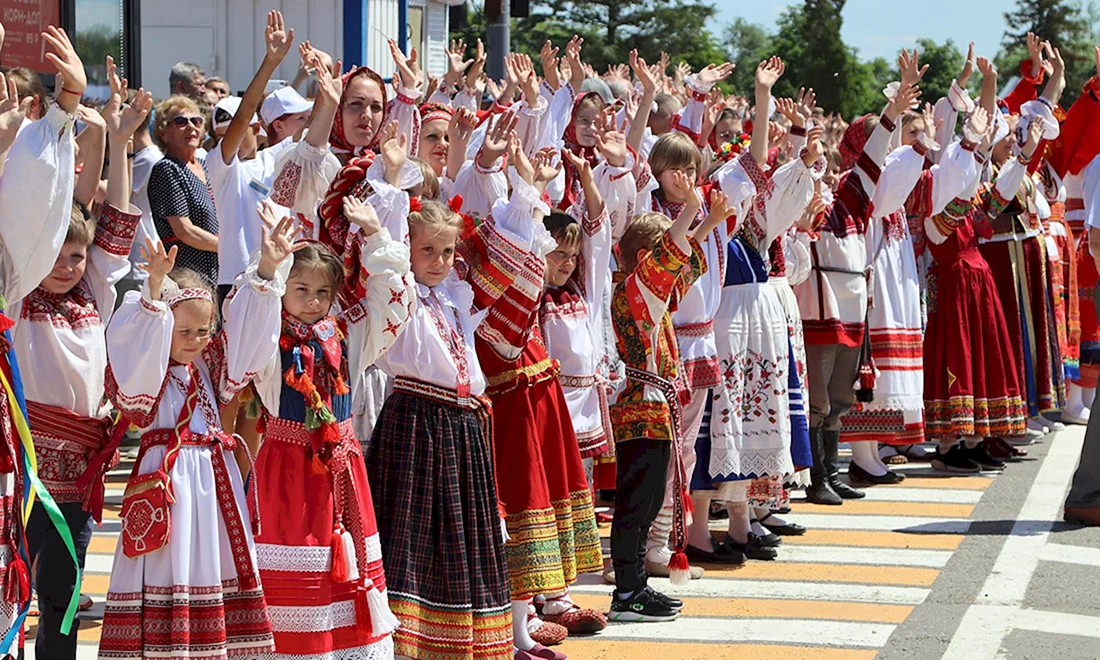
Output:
top-left (485, 357), bottom-right (559, 394)
top-left (624, 366), bottom-right (689, 557)
top-left (559, 374), bottom-right (597, 388)
top-left (135, 428), bottom-right (259, 590)
top-left (674, 320), bottom-right (713, 338)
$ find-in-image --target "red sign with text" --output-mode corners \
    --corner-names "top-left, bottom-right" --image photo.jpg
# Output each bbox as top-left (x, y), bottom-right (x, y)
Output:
top-left (0, 0), bottom-right (61, 73)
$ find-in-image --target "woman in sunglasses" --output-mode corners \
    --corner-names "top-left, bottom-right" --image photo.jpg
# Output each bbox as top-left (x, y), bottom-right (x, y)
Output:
top-left (147, 96), bottom-right (219, 287)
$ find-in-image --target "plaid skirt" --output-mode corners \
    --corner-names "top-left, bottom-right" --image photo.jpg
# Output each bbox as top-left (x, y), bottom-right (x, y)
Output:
top-left (365, 382), bottom-right (512, 660)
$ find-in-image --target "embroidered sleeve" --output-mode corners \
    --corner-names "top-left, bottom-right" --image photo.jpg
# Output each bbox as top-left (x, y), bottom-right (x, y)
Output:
top-left (742, 151), bottom-right (819, 247)
top-left (925, 197), bottom-right (974, 244)
top-left (212, 253), bottom-right (288, 404)
top-left (0, 104), bottom-right (76, 306)
top-left (461, 177), bottom-right (541, 314)
top-left (672, 74), bottom-right (711, 145)
top-left (450, 159), bottom-right (510, 221)
top-left (571, 192), bottom-right (613, 308)
top-left (515, 96), bottom-right (549, 158)
top-left (670, 236), bottom-right (707, 313)
top-left (270, 139), bottom-right (342, 219)
top-left (593, 157), bottom-right (637, 247)
top-left (535, 83), bottom-right (577, 152)
top-left (86, 202), bottom-right (143, 320)
top-left (623, 232), bottom-right (692, 336)
top-left (345, 231), bottom-right (416, 381)
top-left (105, 287), bottom-right (172, 426)
top-left (387, 81), bottom-right (423, 158)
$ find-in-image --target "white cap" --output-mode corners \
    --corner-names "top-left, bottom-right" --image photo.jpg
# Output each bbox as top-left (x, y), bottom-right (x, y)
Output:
top-left (260, 86), bottom-right (313, 126)
top-left (212, 96), bottom-right (259, 131)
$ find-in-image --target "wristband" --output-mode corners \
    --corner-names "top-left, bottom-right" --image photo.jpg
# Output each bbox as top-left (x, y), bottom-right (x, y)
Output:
top-left (1017, 152), bottom-right (1032, 166)
top-left (879, 113), bottom-right (897, 132)
top-left (789, 125), bottom-right (807, 137)
top-left (960, 138), bottom-right (978, 152)
top-left (60, 87), bottom-right (82, 97)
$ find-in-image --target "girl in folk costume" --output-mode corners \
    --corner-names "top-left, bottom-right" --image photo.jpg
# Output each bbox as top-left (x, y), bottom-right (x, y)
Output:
top-left (838, 62), bottom-right (983, 483)
top-left (923, 112), bottom-right (1036, 471)
top-left (0, 24), bottom-right (86, 650)
top-left (12, 66), bottom-right (152, 658)
top-left (247, 197), bottom-right (414, 659)
top-left (472, 141), bottom-right (605, 655)
top-left (693, 57), bottom-right (824, 561)
top-left (977, 49), bottom-right (1067, 438)
top-left (98, 216), bottom-right (301, 658)
top-left (1042, 50), bottom-right (1100, 424)
top-left (793, 50), bottom-right (926, 506)
top-left (367, 180), bottom-right (545, 659)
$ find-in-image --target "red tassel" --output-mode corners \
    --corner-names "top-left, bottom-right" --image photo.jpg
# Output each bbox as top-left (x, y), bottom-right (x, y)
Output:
top-left (333, 374), bottom-right (350, 396)
top-left (668, 551), bottom-right (691, 586)
top-left (354, 587), bottom-right (372, 634)
top-left (322, 423), bottom-right (342, 443)
top-left (311, 452), bottom-right (327, 476)
top-left (330, 525), bottom-right (349, 583)
top-left (4, 556), bottom-right (28, 604)
top-left (683, 491), bottom-right (695, 515)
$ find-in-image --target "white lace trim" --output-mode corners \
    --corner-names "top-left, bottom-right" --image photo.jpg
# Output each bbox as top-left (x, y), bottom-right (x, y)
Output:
top-left (265, 634), bottom-right (394, 660)
top-left (257, 535), bottom-right (383, 574)
top-left (708, 448), bottom-right (795, 483)
top-left (268, 600), bottom-right (358, 633)
top-left (854, 393), bottom-right (924, 413)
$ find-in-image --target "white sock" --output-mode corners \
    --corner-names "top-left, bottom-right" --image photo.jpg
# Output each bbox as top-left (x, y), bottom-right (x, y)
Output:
top-left (726, 501), bottom-right (752, 544)
top-left (512, 600), bottom-right (536, 651)
top-left (646, 508), bottom-right (673, 566)
top-left (851, 442), bottom-right (887, 476)
top-left (754, 505), bottom-right (788, 528)
top-left (1084, 386), bottom-right (1097, 409)
top-left (542, 592), bottom-right (574, 616)
top-left (688, 495), bottom-right (715, 551)
top-left (872, 444), bottom-right (891, 471)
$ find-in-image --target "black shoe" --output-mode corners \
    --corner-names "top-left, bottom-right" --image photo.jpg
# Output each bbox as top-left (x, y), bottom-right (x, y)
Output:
top-left (684, 539), bottom-right (745, 564)
top-left (828, 475), bottom-right (867, 499)
top-left (807, 427), bottom-right (842, 504)
top-left (964, 442), bottom-right (1006, 470)
top-left (644, 585), bottom-right (683, 610)
top-left (750, 519), bottom-right (782, 547)
top-left (806, 481), bottom-right (842, 505)
top-left (608, 587), bottom-right (680, 622)
top-left (724, 533), bottom-right (778, 560)
top-left (931, 445), bottom-right (981, 474)
top-left (759, 512), bottom-right (807, 536)
top-left (823, 430), bottom-right (865, 499)
top-left (848, 460), bottom-right (905, 485)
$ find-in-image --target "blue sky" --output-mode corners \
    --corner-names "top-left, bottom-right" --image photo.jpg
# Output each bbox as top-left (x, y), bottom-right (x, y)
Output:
top-left (715, 0), bottom-right (1010, 63)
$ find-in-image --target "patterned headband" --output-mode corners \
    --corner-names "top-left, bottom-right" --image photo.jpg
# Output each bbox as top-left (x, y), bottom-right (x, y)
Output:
top-left (164, 286), bottom-right (213, 309)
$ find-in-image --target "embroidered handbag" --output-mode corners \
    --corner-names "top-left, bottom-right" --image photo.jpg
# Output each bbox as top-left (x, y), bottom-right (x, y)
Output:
top-left (119, 368), bottom-right (196, 558)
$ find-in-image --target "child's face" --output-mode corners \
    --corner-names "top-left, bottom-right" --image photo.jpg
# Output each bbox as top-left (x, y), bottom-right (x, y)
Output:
top-left (40, 241), bottom-right (87, 294)
top-left (714, 116), bottom-right (742, 146)
top-left (658, 165), bottom-right (697, 203)
top-left (284, 266), bottom-right (334, 325)
top-left (572, 105), bottom-right (601, 148)
top-left (545, 240), bottom-right (580, 288)
top-left (902, 117), bottom-right (926, 147)
top-left (410, 225), bottom-right (458, 288)
top-left (170, 300), bottom-right (214, 364)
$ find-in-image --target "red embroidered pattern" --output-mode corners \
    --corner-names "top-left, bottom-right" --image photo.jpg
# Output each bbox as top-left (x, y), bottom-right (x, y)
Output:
top-left (21, 282), bottom-right (101, 331)
top-left (94, 204), bottom-right (141, 256)
top-left (270, 160), bottom-right (303, 208)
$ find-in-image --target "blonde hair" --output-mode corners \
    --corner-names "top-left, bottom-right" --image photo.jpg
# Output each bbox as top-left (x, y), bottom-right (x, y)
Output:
top-left (6, 67), bottom-right (47, 119)
top-left (619, 212), bottom-right (671, 273)
top-left (65, 201), bottom-right (95, 247)
top-left (289, 242), bottom-right (344, 293)
top-left (411, 157), bottom-right (441, 200)
top-left (649, 131), bottom-right (702, 182)
top-left (409, 199), bottom-right (462, 239)
top-left (154, 95), bottom-right (201, 148)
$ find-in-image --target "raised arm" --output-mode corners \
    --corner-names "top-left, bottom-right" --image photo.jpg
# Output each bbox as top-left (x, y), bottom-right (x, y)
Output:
top-left (627, 50), bottom-right (658, 154)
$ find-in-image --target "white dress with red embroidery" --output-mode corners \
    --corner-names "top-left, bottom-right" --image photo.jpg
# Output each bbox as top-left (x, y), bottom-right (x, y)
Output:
top-left (97, 264), bottom-right (286, 660)
top-left (0, 103), bottom-right (78, 641)
top-left (841, 140), bottom-right (976, 444)
top-left (9, 202), bottom-right (139, 505)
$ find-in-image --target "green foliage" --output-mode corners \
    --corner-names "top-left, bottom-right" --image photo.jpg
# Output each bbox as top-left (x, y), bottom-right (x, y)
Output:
top-left (75, 24), bottom-right (121, 87)
top-left (723, 18), bottom-right (772, 95)
top-left (999, 0), bottom-right (1097, 106)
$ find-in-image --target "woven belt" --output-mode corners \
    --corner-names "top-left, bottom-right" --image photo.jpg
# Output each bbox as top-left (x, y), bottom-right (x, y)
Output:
top-left (674, 320), bottom-right (713, 338)
top-left (392, 376), bottom-right (486, 410)
top-left (559, 373), bottom-right (597, 388)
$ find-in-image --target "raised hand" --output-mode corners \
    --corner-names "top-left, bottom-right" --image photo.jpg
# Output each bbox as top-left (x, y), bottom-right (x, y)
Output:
top-left (532, 146), bottom-right (561, 187)
top-left (106, 54), bottom-right (126, 100)
top-left (1049, 45), bottom-right (1065, 76)
top-left (898, 48), bottom-right (929, 87)
top-left (697, 62), bottom-right (735, 87)
top-left (139, 238), bottom-right (178, 299)
top-left (958, 42), bottom-right (975, 87)
top-left (964, 106), bottom-right (989, 144)
top-left (696, 188), bottom-right (731, 237)
top-left (509, 133), bottom-right (535, 186)
top-left (343, 196), bottom-right (383, 236)
top-left (378, 121), bottom-right (408, 178)
top-left (466, 39), bottom-right (486, 91)
top-left (1023, 116), bottom-right (1045, 158)
top-left (481, 111), bottom-right (518, 163)
top-left (669, 169), bottom-right (695, 204)
top-left (801, 126), bottom-right (825, 165)
top-left (564, 35), bottom-right (585, 88)
top-left (795, 87), bottom-right (816, 121)
top-left (485, 77), bottom-right (503, 101)
top-left (1027, 32), bottom-right (1044, 78)
top-left (0, 73), bottom-right (30, 148)
top-left (921, 101), bottom-right (938, 141)
top-left (312, 52), bottom-right (344, 107)
top-left (446, 39), bottom-right (472, 85)
top-left (516, 54), bottom-right (540, 103)
top-left (540, 40), bottom-right (561, 90)
top-left (630, 50), bottom-right (657, 95)
top-left (775, 97), bottom-right (799, 124)
top-left (755, 56), bottom-right (785, 93)
top-left (888, 82), bottom-right (921, 119)
top-left (389, 38), bottom-right (423, 90)
top-left (595, 110), bottom-right (627, 167)
top-left (258, 208), bottom-right (305, 279)
top-left (265, 10), bottom-right (294, 63)
top-left (107, 87), bottom-right (153, 143)
top-left (299, 41), bottom-right (334, 77)
top-left (977, 56), bottom-right (997, 80)
top-left (607, 62), bottom-right (630, 79)
top-left (42, 26), bottom-right (85, 111)
top-left (448, 107), bottom-right (477, 145)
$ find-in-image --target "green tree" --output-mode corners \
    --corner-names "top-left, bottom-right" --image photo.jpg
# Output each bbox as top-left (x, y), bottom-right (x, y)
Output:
top-left (911, 38), bottom-right (964, 107)
top-left (722, 18), bottom-right (773, 95)
top-left (999, 0), bottom-right (1095, 105)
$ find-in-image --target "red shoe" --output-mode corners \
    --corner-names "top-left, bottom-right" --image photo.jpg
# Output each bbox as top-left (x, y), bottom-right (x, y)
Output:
top-left (596, 511), bottom-right (614, 524)
top-left (542, 607), bottom-right (608, 635)
top-left (530, 620), bottom-right (568, 646)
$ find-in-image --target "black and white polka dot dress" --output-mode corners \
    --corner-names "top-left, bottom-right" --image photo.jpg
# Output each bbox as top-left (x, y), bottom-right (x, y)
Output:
top-left (148, 154), bottom-right (219, 284)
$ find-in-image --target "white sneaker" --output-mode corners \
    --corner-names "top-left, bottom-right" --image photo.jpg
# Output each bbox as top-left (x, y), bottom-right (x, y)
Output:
top-left (1026, 418), bottom-right (1049, 434)
top-left (1050, 421), bottom-right (1066, 432)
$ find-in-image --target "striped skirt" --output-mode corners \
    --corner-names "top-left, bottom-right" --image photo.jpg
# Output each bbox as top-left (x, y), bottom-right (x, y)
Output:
top-left (365, 380), bottom-right (512, 660)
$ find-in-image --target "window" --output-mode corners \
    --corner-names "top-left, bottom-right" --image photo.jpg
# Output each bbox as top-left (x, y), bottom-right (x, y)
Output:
top-left (74, 0), bottom-right (122, 99)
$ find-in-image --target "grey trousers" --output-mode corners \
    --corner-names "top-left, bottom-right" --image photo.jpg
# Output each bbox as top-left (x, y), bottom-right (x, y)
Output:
top-left (1067, 288), bottom-right (1100, 508)
top-left (806, 343), bottom-right (861, 431)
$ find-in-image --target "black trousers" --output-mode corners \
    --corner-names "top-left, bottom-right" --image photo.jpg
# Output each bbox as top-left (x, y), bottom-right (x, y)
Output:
top-left (26, 501), bottom-right (93, 660)
top-left (610, 438), bottom-right (671, 594)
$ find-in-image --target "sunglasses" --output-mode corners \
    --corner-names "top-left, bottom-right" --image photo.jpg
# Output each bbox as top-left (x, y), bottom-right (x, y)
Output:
top-left (171, 115), bottom-right (205, 128)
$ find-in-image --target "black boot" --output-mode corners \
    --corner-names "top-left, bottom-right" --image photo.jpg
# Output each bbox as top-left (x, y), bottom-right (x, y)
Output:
top-left (806, 426), bottom-right (842, 505)
top-left (824, 429), bottom-right (865, 499)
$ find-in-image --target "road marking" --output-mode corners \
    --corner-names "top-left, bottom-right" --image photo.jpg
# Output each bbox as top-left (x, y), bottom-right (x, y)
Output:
top-left (761, 544), bottom-right (953, 568)
top-left (1042, 542), bottom-right (1100, 567)
top-left (569, 575), bottom-right (931, 605)
top-left (587, 617), bottom-right (896, 648)
top-left (854, 487), bottom-right (983, 504)
top-left (776, 513), bottom-right (971, 533)
top-left (779, 529), bottom-right (964, 550)
top-left (789, 501), bottom-right (976, 518)
top-left (568, 594), bottom-right (914, 623)
top-left (557, 640), bottom-right (878, 660)
top-left (1011, 607), bottom-right (1100, 639)
top-left (943, 427), bottom-right (1086, 660)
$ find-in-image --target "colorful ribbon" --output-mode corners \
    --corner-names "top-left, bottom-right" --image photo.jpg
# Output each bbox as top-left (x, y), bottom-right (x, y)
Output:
top-left (0, 328), bottom-right (82, 653)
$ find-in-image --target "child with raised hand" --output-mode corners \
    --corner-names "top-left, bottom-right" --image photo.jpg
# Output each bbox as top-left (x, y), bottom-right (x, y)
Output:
top-left (607, 169), bottom-right (727, 622)
top-left (246, 195), bottom-right (414, 658)
top-left (97, 212), bottom-right (300, 659)
top-left (367, 128), bottom-right (550, 660)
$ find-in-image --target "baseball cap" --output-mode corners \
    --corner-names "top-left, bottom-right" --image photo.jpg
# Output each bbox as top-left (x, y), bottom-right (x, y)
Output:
top-left (212, 96), bottom-right (259, 131)
top-left (261, 86), bottom-right (313, 125)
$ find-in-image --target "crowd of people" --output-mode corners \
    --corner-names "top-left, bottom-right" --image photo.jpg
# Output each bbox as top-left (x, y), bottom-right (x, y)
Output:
top-left (0, 9), bottom-right (1099, 660)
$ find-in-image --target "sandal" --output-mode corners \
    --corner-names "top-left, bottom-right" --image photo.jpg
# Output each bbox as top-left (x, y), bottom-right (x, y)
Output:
top-left (542, 607), bottom-right (607, 635)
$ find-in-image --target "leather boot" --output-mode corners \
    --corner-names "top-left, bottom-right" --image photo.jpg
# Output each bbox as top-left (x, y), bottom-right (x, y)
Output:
top-left (806, 426), bottom-right (842, 505)
top-left (824, 429), bottom-right (865, 499)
